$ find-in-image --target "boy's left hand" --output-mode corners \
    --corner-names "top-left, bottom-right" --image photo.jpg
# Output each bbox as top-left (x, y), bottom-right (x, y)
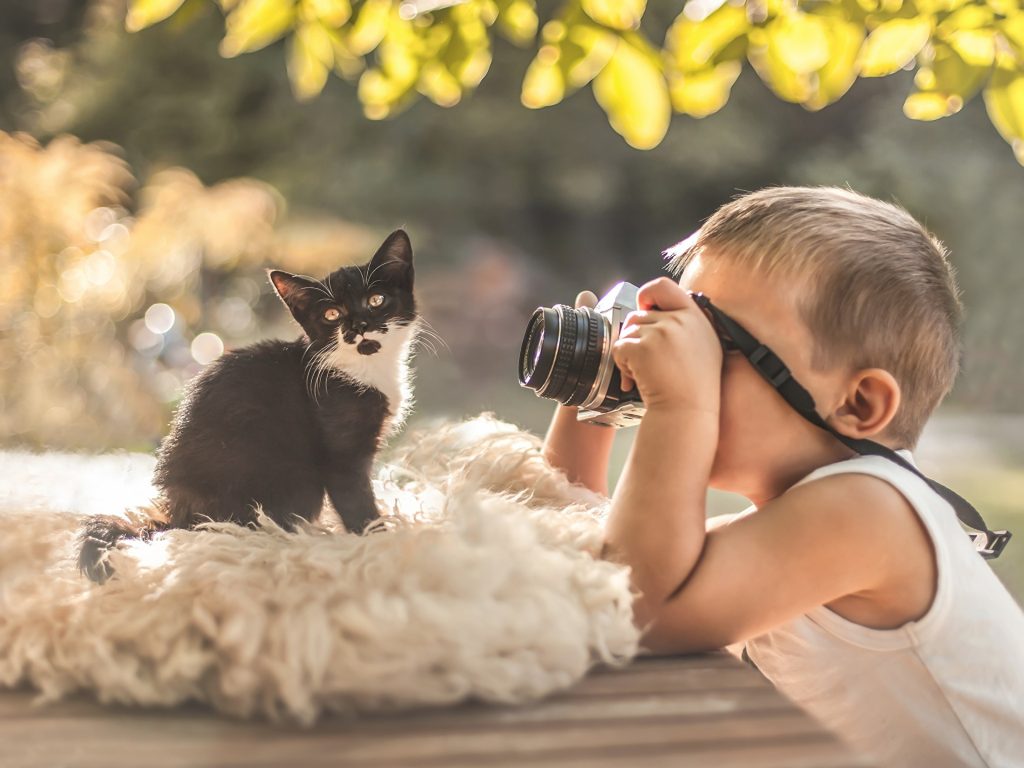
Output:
top-left (613, 277), bottom-right (723, 413)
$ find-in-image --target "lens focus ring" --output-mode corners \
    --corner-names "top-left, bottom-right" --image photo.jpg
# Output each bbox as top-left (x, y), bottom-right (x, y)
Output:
top-left (544, 305), bottom-right (578, 397)
top-left (564, 307), bottom-right (604, 407)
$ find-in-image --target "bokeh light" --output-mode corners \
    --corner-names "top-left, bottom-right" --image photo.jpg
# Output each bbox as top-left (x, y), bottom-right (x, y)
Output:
top-left (144, 303), bottom-right (175, 334)
top-left (191, 332), bottom-right (224, 365)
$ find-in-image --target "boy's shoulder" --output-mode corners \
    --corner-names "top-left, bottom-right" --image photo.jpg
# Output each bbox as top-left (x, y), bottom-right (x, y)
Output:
top-left (765, 470), bottom-right (937, 625)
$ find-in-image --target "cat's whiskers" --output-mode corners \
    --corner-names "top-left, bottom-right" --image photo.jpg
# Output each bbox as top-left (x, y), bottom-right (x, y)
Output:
top-left (304, 343), bottom-right (338, 405)
top-left (410, 316), bottom-right (449, 358)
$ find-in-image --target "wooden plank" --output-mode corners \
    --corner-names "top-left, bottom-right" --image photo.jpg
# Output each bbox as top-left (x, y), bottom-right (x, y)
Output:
top-left (0, 685), bottom-right (794, 727)
top-left (0, 653), bottom-right (866, 768)
top-left (0, 710), bottom-right (861, 768)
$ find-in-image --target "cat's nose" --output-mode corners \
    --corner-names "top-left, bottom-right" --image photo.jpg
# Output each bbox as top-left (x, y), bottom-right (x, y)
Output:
top-left (355, 321), bottom-right (368, 334)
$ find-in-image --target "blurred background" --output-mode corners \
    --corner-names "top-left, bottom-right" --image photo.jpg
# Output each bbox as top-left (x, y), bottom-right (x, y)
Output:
top-left (1, 0), bottom-right (1021, 598)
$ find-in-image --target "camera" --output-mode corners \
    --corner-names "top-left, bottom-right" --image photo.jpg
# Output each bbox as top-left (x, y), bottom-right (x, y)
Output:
top-left (518, 282), bottom-right (645, 428)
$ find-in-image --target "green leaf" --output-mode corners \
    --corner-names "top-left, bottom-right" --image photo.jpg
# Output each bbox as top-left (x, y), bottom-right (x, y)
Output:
top-left (859, 17), bottom-right (933, 76)
top-left (984, 67), bottom-right (1024, 162)
top-left (592, 34), bottom-right (670, 149)
top-left (220, 0), bottom-right (296, 57)
top-left (125, 0), bottom-right (187, 31)
top-left (668, 60), bottom-right (741, 117)
top-left (581, 0), bottom-right (646, 31)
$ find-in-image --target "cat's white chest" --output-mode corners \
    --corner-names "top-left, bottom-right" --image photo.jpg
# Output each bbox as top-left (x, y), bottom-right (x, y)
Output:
top-left (326, 322), bottom-right (416, 439)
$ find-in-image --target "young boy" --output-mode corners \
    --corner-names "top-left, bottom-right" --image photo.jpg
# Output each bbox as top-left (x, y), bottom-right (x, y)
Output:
top-left (541, 187), bottom-right (1024, 767)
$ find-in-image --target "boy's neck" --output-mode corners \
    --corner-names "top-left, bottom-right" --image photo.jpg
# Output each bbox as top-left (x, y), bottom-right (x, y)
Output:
top-left (749, 441), bottom-right (860, 509)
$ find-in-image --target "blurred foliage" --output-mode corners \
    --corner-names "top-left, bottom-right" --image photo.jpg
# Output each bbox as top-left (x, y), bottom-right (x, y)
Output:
top-left (120, 0), bottom-right (1024, 160)
top-left (0, 130), bottom-right (382, 449)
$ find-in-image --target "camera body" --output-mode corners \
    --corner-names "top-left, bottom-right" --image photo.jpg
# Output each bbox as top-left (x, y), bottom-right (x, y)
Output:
top-left (518, 281), bottom-right (646, 428)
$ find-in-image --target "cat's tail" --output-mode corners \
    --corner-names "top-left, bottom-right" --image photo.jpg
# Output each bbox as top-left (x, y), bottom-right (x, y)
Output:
top-left (78, 505), bottom-right (168, 584)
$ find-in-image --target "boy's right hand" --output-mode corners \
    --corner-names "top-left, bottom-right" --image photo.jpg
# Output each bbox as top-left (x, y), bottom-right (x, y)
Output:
top-left (613, 277), bottom-right (723, 415)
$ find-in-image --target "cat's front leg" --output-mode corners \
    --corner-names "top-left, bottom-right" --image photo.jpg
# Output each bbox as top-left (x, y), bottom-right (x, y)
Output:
top-left (325, 469), bottom-right (380, 534)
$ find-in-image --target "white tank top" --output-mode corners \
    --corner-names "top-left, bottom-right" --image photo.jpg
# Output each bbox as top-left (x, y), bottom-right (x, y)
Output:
top-left (730, 450), bottom-right (1024, 767)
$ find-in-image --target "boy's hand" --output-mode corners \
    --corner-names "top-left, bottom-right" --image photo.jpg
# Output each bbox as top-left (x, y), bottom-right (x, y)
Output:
top-left (612, 277), bottom-right (723, 413)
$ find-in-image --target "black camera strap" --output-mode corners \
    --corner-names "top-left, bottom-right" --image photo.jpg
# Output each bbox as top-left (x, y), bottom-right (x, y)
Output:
top-left (694, 294), bottom-right (1011, 559)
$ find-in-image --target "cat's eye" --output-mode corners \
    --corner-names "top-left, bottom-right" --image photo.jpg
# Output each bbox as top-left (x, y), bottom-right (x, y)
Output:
top-left (323, 307), bottom-right (341, 322)
top-left (368, 294), bottom-right (385, 308)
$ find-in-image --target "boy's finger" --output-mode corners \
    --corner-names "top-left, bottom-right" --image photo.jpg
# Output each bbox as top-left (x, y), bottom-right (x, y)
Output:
top-left (612, 340), bottom-right (636, 391)
top-left (637, 277), bottom-right (692, 312)
top-left (574, 290), bottom-right (599, 309)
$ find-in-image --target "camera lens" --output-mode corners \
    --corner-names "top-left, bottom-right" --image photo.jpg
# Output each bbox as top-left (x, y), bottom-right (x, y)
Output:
top-left (518, 304), bottom-right (606, 407)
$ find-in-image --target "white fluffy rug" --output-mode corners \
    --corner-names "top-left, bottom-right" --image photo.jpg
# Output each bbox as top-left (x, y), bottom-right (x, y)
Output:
top-left (0, 415), bottom-right (640, 724)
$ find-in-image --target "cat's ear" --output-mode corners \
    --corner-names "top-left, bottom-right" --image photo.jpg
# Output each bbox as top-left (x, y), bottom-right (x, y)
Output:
top-left (369, 229), bottom-right (414, 285)
top-left (268, 270), bottom-right (320, 317)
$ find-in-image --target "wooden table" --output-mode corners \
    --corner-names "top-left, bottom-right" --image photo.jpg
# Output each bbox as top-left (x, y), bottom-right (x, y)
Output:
top-left (0, 653), bottom-right (868, 767)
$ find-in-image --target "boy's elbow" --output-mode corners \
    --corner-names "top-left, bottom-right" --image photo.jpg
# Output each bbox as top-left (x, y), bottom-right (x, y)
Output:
top-left (632, 586), bottom-right (734, 656)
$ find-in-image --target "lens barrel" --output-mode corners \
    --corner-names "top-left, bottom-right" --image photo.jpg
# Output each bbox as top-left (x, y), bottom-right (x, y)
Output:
top-left (518, 304), bottom-right (607, 407)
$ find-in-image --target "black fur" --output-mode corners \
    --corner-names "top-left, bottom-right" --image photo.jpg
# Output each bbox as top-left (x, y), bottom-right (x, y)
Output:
top-left (78, 230), bottom-right (416, 583)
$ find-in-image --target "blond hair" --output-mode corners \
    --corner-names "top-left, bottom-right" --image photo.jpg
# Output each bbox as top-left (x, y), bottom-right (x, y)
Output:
top-left (666, 186), bottom-right (963, 448)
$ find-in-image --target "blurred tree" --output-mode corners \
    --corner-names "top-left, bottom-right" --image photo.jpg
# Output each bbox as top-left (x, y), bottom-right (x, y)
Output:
top-left (121, 0), bottom-right (1024, 161)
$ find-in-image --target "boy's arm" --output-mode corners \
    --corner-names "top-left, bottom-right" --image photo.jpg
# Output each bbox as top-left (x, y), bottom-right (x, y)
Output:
top-left (542, 405), bottom-right (616, 496)
top-left (641, 472), bottom-right (934, 654)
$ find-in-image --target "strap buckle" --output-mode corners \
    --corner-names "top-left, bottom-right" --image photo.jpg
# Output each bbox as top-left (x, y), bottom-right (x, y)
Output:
top-left (969, 530), bottom-right (1012, 560)
top-left (749, 345), bottom-right (792, 387)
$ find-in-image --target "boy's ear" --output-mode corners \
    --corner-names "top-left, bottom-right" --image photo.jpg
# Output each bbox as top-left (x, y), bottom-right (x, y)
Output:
top-left (268, 270), bottom-right (319, 316)
top-left (368, 229), bottom-right (413, 284)
top-left (830, 368), bottom-right (902, 442)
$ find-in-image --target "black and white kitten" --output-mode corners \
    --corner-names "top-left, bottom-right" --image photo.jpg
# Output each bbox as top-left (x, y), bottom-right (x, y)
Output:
top-left (79, 229), bottom-right (418, 583)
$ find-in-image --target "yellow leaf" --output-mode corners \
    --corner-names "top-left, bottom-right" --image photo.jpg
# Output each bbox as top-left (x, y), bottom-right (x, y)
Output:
top-left (325, 27), bottom-right (364, 77)
top-left (768, 12), bottom-right (831, 75)
top-left (220, 0), bottom-right (297, 57)
top-left (287, 24), bottom-right (332, 100)
top-left (859, 17), bottom-right (933, 76)
top-left (564, 23), bottom-right (618, 87)
top-left (348, 0), bottom-right (392, 55)
top-left (984, 68), bottom-right (1024, 162)
top-left (581, 0), bottom-right (646, 31)
top-left (808, 17), bottom-right (865, 109)
top-left (667, 4), bottom-right (749, 73)
top-left (418, 61), bottom-right (463, 106)
top-left (379, 38), bottom-right (420, 86)
top-left (947, 28), bottom-right (996, 66)
top-left (126, 0), bottom-right (187, 31)
top-left (304, 0), bottom-right (351, 27)
top-left (521, 54), bottom-right (565, 107)
top-left (987, 0), bottom-right (1020, 16)
top-left (903, 90), bottom-right (962, 119)
top-left (592, 35), bottom-right (670, 149)
top-left (751, 44), bottom-right (812, 102)
top-left (930, 42), bottom-right (990, 98)
top-left (497, 0), bottom-right (538, 45)
top-left (668, 60), bottom-right (741, 117)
